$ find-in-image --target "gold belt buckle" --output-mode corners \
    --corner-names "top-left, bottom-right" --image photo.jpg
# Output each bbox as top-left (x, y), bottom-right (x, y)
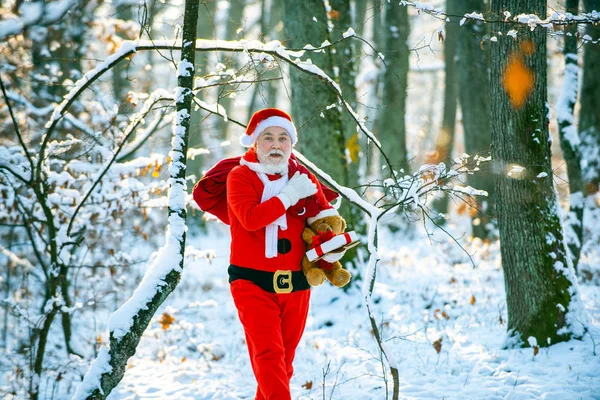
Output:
top-left (273, 270), bottom-right (293, 294)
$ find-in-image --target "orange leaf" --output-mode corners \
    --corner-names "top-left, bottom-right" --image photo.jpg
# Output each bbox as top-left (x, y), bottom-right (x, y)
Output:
top-left (470, 295), bottom-right (476, 305)
top-left (346, 133), bottom-right (360, 164)
top-left (520, 39), bottom-right (535, 56)
top-left (328, 10), bottom-right (340, 20)
top-left (502, 54), bottom-right (535, 109)
top-left (159, 312), bottom-right (175, 330)
top-left (533, 346), bottom-right (539, 356)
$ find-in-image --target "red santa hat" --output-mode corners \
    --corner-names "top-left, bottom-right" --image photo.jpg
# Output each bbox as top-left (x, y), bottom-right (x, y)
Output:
top-left (240, 108), bottom-right (297, 147)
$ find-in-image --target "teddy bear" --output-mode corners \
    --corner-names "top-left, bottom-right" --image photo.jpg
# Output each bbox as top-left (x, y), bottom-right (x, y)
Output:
top-left (301, 214), bottom-right (352, 288)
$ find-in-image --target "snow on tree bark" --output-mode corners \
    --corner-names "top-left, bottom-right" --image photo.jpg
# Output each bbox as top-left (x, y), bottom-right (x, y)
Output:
top-left (73, 1), bottom-right (200, 399)
top-left (579, 0), bottom-right (600, 194)
top-left (557, 0), bottom-right (584, 271)
top-left (490, 0), bottom-right (588, 347)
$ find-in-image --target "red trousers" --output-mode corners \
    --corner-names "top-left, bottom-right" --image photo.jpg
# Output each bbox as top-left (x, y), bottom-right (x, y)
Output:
top-left (230, 279), bottom-right (311, 400)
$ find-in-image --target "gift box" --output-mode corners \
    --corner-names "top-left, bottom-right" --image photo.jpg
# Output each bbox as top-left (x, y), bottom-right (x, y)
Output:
top-left (306, 231), bottom-right (360, 262)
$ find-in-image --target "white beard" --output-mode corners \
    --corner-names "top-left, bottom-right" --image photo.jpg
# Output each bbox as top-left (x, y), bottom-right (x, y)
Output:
top-left (256, 149), bottom-right (290, 175)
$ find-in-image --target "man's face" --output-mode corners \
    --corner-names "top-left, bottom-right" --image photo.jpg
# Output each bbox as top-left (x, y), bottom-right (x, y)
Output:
top-left (255, 127), bottom-right (292, 167)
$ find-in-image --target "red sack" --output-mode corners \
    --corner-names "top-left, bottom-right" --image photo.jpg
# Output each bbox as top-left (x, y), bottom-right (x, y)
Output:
top-left (192, 154), bottom-right (338, 225)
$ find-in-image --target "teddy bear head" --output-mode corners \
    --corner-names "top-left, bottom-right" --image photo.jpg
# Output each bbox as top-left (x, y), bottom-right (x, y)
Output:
top-left (309, 215), bottom-right (346, 235)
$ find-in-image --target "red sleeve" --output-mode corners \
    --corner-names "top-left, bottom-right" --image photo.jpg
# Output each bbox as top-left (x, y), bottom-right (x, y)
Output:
top-left (226, 167), bottom-right (287, 231)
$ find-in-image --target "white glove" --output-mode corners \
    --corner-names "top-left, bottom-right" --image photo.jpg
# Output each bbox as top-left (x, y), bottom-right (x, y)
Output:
top-left (277, 172), bottom-right (317, 208)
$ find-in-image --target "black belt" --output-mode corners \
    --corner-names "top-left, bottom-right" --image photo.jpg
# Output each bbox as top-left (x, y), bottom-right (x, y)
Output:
top-left (228, 265), bottom-right (310, 294)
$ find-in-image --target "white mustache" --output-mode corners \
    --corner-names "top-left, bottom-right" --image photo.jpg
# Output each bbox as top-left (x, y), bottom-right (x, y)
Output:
top-left (268, 149), bottom-right (284, 156)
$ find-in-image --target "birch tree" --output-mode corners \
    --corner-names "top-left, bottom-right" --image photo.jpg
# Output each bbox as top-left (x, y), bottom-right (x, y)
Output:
top-left (490, 0), bottom-right (587, 346)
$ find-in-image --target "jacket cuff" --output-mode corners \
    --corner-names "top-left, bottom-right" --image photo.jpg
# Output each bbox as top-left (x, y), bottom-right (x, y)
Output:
top-left (277, 193), bottom-right (292, 209)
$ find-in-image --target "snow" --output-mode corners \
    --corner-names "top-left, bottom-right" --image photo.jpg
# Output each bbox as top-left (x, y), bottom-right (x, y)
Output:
top-left (93, 229), bottom-right (600, 400)
top-left (73, 346), bottom-right (113, 399)
top-left (0, 0), bottom-right (78, 40)
top-left (556, 54), bottom-right (581, 148)
top-left (342, 28), bottom-right (356, 38)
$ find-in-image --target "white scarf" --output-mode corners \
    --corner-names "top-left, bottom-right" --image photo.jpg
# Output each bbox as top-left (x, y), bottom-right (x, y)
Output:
top-left (256, 172), bottom-right (289, 258)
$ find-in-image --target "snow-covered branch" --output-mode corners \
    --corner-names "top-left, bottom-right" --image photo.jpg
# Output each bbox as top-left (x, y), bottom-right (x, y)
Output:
top-left (400, 1), bottom-right (600, 29)
top-left (0, 0), bottom-right (79, 41)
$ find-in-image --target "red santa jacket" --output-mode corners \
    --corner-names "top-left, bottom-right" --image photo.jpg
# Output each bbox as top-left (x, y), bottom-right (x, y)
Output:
top-left (226, 150), bottom-right (337, 273)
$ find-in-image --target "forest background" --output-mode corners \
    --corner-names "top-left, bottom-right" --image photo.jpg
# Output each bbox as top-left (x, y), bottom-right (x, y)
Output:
top-left (0, 0), bottom-right (599, 399)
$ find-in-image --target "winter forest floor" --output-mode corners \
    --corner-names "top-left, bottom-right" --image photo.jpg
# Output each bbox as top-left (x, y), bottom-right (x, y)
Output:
top-left (95, 214), bottom-right (600, 400)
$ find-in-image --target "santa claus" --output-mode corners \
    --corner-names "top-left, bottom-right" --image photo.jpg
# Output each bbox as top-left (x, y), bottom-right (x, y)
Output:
top-left (226, 108), bottom-right (338, 399)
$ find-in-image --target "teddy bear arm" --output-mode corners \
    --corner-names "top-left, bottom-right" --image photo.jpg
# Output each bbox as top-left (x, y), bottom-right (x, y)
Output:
top-left (302, 227), bottom-right (317, 244)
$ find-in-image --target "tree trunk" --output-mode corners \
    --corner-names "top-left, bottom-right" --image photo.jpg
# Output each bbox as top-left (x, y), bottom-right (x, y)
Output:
top-left (188, 1), bottom-right (217, 176)
top-left (490, 0), bottom-right (583, 346)
top-left (456, 0), bottom-right (494, 238)
top-left (373, 1), bottom-right (410, 174)
top-left (282, 0), bottom-right (348, 185)
top-left (557, 0), bottom-right (583, 271)
top-left (75, 1), bottom-right (199, 398)
top-left (249, 0), bottom-right (281, 113)
top-left (579, 0), bottom-right (600, 195)
top-left (330, 0), bottom-right (358, 154)
top-left (113, 3), bottom-right (134, 102)
top-left (432, 0), bottom-right (459, 222)
top-left (216, 0), bottom-right (245, 141)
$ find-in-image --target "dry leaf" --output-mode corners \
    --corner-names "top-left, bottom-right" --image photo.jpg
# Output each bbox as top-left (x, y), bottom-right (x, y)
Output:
top-left (159, 312), bottom-right (175, 330)
top-left (533, 346), bottom-right (539, 356)
top-left (302, 380), bottom-right (313, 390)
top-left (470, 295), bottom-right (476, 305)
top-left (181, 357), bottom-right (186, 363)
top-left (328, 10), bottom-right (340, 20)
top-left (346, 133), bottom-right (360, 164)
top-left (433, 338), bottom-right (442, 354)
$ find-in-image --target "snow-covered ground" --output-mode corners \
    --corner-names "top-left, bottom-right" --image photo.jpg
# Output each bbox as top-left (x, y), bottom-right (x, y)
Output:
top-left (103, 218), bottom-right (600, 400)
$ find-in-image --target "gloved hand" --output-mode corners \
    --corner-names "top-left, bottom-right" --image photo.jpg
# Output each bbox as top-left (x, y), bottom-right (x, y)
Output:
top-left (277, 172), bottom-right (317, 208)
